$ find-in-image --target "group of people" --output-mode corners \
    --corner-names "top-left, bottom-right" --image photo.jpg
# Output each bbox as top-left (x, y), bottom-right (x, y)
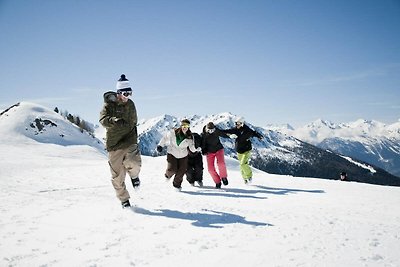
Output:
top-left (100, 74), bottom-right (263, 208)
top-left (156, 119), bottom-right (263, 191)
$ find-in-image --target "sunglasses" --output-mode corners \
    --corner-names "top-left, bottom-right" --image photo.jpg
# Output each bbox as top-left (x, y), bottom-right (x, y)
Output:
top-left (235, 122), bottom-right (243, 126)
top-left (119, 91), bottom-right (132, 97)
top-left (181, 125), bottom-right (190, 129)
top-left (207, 128), bottom-right (215, 134)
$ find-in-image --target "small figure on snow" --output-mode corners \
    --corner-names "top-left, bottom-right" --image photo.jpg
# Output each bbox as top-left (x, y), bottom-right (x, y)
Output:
top-left (340, 171), bottom-right (348, 181)
top-left (99, 74), bottom-right (142, 209)
top-left (156, 119), bottom-right (200, 191)
top-left (201, 122), bottom-right (230, 189)
top-left (222, 117), bottom-right (263, 184)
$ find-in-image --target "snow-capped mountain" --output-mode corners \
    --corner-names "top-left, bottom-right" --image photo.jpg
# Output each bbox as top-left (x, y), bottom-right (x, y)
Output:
top-left (276, 119), bottom-right (400, 177)
top-left (136, 113), bottom-right (400, 187)
top-left (0, 102), bottom-right (105, 153)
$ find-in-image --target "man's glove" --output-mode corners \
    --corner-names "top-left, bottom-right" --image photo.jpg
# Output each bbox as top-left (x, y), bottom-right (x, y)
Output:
top-left (110, 117), bottom-right (126, 126)
top-left (156, 145), bottom-right (163, 153)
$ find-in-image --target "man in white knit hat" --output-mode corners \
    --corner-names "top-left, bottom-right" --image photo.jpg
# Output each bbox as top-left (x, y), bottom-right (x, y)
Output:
top-left (99, 74), bottom-right (142, 208)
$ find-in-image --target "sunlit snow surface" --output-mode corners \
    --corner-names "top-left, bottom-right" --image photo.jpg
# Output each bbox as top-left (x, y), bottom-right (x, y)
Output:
top-left (0, 102), bottom-right (399, 266)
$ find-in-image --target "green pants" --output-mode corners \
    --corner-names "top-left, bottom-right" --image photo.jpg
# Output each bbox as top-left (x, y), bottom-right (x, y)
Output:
top-left (237, 151), bottom-right (252, 179)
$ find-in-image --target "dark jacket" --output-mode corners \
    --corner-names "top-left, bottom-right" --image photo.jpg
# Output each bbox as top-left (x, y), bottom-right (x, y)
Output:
top-left (192, 132), bottom-right (202, 150)
top-left (222, 124), bottom-right (262, 154)
top-left (99, 91), bottom-right (138, 151)
top-left (187, 132), bottom-right (203, 182)
top-left (201, 126), bottom-right (229, 154)
top-left (187, 132), bottom-right (201, 159)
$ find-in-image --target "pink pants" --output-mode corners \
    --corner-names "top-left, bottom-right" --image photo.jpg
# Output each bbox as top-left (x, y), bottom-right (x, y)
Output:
top-left (206, 149), bottom-right (227, 184)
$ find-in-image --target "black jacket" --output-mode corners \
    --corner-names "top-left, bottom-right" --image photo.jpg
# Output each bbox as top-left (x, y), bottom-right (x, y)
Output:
top-left (222, 124), bottom-right (262, 154)
top-left (201, 126), bottom-right (229, 154)
top-left (188, 133), bottom-right (202, 159)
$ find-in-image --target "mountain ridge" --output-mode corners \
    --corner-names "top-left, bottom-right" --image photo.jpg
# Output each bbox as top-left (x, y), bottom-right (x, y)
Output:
top-left (272, 118), bottom-right (400, 177)
top-left (135, 113), bottom-right (400, 186)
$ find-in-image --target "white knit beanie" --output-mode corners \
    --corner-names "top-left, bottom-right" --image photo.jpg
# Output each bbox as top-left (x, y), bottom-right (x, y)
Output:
top-left (116, 74), bottom-right (132, 92)
top-left (236, 117), bottom-right (245, 124)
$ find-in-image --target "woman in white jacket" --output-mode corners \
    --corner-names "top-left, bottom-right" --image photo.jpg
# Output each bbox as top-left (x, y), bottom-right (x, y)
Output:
top-left (157, 119), bottom-right (199, 190)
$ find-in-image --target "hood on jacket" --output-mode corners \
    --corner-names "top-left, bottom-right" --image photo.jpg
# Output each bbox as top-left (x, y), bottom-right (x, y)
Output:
top-left (103, 91), bottom-right (118, 103)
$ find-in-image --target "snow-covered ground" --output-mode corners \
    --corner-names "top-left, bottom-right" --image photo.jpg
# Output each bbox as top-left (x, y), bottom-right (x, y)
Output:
top-left (1, 103), bottom-right (399, 266)
top-left (1, 139), bottom-right (400, 266)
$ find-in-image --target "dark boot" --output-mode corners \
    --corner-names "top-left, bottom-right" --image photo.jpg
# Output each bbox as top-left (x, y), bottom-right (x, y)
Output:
top-left (222, 177), bottom-right (228, 186)
top-left (131, 177), bottom-right (140, 188)
top-left (121, 200), bottom-right (131, 208)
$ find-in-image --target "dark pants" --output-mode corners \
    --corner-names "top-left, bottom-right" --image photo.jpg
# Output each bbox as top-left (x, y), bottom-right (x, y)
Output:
top-left (186, 152), bottom-right (203, 184)
top-left (166, 153), bottom-right (188, 188)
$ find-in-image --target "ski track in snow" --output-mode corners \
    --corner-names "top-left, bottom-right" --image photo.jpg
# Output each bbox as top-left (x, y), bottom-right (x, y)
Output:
top-left (1, 142), bottom-right (400, 267)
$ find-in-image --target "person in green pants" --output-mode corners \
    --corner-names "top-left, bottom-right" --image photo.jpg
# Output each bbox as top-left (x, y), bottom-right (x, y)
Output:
top-left (222, 117), bottom-right (263, 184)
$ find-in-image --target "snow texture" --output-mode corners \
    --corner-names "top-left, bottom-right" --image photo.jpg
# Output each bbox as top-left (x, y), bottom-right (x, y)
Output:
top-left (1, 103), bottom-right (400, 266)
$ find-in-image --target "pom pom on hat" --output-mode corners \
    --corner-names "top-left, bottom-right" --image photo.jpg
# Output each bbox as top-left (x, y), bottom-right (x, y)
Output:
top-left (116, 74), bottom-right (132, 92)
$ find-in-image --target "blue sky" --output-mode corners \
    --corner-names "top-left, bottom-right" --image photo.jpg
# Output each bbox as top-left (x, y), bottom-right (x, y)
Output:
top-left (1, 0), bottom-right (399, 127)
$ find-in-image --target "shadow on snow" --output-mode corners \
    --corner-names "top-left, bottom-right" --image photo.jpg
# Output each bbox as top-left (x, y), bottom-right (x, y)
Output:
top-left (132, 207), bottom-right (272, 228)
top-left (180, 185), bottom-right (325, 199)
top-left (182, 187), bottom-right (267, 199)
top-left (253, 185), bottom-right (325, 195)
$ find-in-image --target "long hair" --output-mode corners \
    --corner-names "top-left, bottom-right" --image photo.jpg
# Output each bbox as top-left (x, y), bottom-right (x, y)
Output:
top-left (175, 127), bottom-right (192, 139)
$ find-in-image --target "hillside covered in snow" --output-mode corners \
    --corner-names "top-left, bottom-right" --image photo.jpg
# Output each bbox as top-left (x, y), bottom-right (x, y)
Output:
top-left (0, 102), bottom-right (399, 266)
top-left (0, 102), bottom-right (104, 152)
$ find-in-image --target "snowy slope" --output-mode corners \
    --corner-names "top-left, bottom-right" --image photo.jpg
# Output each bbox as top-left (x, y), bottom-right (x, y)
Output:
top-left (0, 102), bottom-right (105, 152)
top-left (276, 119), bottom-right (400, 177)
top-left (1, 104), bottom-right (400, 266)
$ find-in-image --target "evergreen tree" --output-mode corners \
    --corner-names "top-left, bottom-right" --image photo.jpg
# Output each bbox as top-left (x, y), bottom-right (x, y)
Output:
top-left (55, 106), bottom-right (96, 137)
top-left (75, 116), bottom-right (81, 127)
top-left (67, 113), bottom-right (74, 123)
top-left (78, 119), bottom-right (85, 133)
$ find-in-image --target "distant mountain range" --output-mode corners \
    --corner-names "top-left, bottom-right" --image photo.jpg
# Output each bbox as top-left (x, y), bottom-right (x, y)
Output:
top-left (136, 113), bottom-right (400, 186)
top-left (2, 102), bottom-right (399, 187)
top-left (270, 119), bottom-right (400, 177)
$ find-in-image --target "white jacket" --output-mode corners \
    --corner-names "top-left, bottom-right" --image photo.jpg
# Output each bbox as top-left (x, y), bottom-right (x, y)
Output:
top-left (158, 129), bottom-right (198, 159)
